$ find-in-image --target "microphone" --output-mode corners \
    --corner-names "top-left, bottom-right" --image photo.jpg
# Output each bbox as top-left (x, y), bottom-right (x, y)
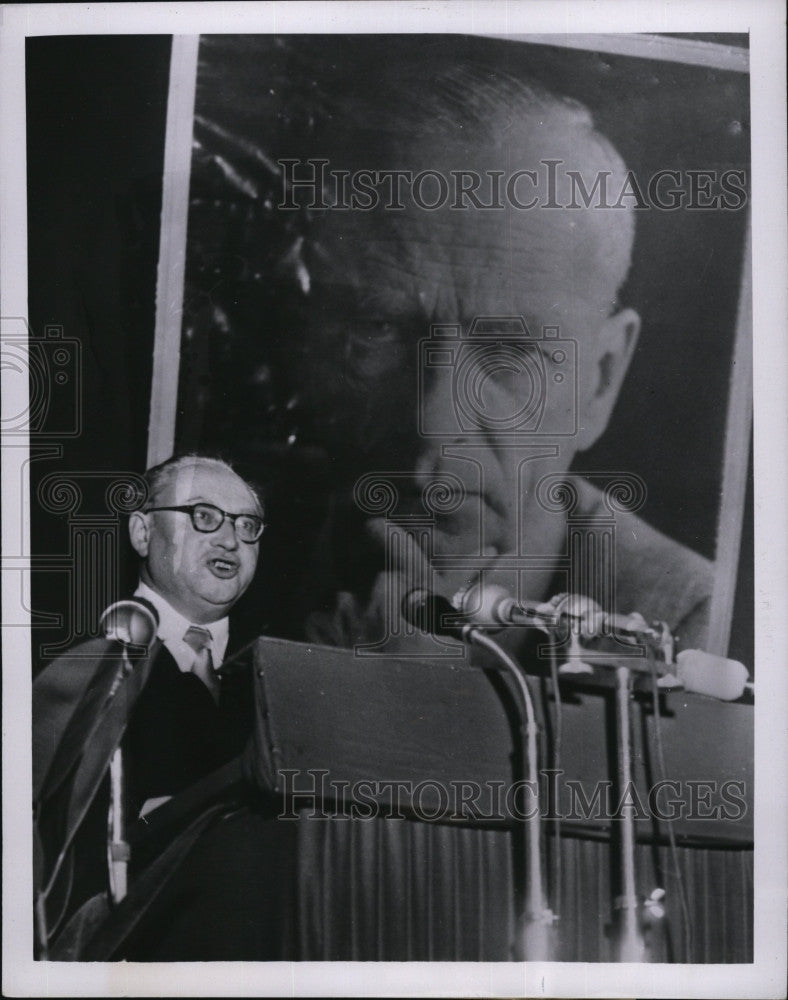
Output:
top-left (401, 588), bottom-right (471, 640)
top-left (96, 597), bottom-right (159, 908)
top-left (456, 582), bottom-right (751, 701)
top-left (457, 582), bottom-right (640, 636)
top-left (456, 582), bottom-right (552, 629)
top-left (99, 598), bottom-right (159, 649)
top-left (674, 649), bottom-right (750, 702)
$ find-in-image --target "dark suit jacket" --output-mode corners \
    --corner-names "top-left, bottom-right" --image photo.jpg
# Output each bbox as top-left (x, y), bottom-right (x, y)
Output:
top-left (33, 624), bottom-right (259, 951)
top-left (123, 642), bottom-right (253, 816)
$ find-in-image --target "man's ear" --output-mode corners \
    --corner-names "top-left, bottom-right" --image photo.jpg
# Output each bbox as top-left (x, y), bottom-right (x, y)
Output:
top-left (128, 511), bottom-right (151, 558)
top-left (577, 307), bottom-right (640, 451)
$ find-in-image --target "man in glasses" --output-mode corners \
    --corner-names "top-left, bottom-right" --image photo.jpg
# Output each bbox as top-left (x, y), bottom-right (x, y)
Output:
top-left (130, 453), bottom-right (263, 674)
top-left (33, 454), bottom-right (273, 956)
top-left (123, 454), bottom-right (264, 812)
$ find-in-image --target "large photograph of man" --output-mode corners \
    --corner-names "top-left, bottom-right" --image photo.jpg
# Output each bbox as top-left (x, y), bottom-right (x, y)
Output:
top-left (175, 36), bottom-right (749, 662)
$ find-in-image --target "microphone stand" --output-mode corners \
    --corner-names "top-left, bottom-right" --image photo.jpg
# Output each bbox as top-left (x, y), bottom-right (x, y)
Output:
top-left (534, 600), bottom-right (650, 961)
top-left (612, 663), bottom-right (646, 962)
top-left (460, 583), bottom-right (752, 964)
top-left (98, 601), bottom-right (159, 906)
top-left (107, 649), bottom-right (132, 905)
top-left (467, 628), bottom-right (556, 961)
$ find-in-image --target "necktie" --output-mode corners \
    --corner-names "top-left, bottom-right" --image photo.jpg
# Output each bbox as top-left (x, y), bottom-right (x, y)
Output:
top-left (183, 625), bottom-right (220, 705)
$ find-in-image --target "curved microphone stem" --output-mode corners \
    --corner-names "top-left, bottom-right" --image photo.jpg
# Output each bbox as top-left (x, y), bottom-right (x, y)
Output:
top-left (468, 629), bottom-right (555, 962)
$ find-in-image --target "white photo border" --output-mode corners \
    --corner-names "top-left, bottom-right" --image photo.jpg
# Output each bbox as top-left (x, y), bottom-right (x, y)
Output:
top-left (2, 2), bottom-right (785, 997)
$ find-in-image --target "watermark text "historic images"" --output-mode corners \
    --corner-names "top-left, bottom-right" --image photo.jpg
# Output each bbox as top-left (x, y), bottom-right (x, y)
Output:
top-left (279, 159), bottom-right (747, 212)
top-left (278, 769), bottom-right (747, 823)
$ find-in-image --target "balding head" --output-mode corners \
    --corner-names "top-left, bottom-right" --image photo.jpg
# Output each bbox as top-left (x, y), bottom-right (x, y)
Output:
top-left (144, 455), bottom-right (263, 515)
top-left (130, 455), bottom-right (262, 623)
top-left (291, 64), bottom-right (636, 325)
top-left (388, 64), bottom-right (635, 314)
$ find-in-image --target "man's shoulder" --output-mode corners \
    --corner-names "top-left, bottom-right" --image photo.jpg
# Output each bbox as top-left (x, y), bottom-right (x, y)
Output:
top-left (580, 482), bottom-right (714, 646)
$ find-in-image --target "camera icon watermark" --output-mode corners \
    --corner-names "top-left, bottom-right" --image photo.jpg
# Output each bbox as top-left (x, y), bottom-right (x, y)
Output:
top-left (418, 316), bottom-right (577, 439)
top-left (1, 317), bottom-right (82, 438)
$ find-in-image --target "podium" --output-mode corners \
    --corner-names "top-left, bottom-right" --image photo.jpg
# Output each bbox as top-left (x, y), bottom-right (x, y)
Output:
top-left (76, 635), bottom-right (753, 962)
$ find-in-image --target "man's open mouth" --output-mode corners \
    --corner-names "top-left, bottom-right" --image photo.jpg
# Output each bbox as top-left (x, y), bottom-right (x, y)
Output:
top-left (207, 557), bottom-right (239, 578)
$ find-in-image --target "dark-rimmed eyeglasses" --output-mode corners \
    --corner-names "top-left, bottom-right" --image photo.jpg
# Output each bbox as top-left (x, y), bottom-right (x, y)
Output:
top-left (144, 503), bottom-right (265, 543)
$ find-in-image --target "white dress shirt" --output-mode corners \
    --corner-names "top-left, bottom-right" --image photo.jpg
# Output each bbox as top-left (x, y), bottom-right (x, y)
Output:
top-left (134, 581), bottom-right (229, 675)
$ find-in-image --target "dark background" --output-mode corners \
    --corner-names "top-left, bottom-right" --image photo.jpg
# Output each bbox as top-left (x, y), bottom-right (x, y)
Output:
top-left (27, 36), bottom-right (169, 667)
top-left (26, 34), bottom-right (752, 667)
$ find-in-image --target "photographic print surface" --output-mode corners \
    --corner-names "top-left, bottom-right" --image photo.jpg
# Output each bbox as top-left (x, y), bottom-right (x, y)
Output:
top-left (2, 4), bottom-right (786, 998)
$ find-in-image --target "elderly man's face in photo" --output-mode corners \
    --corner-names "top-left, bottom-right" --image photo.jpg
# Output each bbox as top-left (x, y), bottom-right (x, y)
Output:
top-left (130, 461), bottom-right (261, 623)
top-left (286, 155), bottom-right (638, 597)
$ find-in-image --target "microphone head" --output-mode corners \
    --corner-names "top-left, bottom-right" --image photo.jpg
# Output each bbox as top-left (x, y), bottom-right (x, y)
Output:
top-left (456, 581), bottom-right (513, 626)
top-left (99, 599), bottom-right (159, 649)
top-left (675, 649), bottom-right (749, 701)
top-left (401, 589), bottom-right (465, 639)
